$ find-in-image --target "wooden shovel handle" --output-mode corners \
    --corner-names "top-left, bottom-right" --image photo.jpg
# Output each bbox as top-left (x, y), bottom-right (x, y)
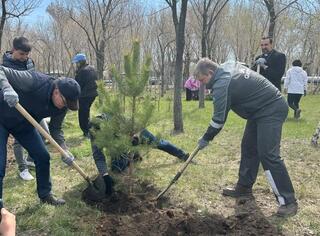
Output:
top-left (15, 103), bottom-right (90, 182)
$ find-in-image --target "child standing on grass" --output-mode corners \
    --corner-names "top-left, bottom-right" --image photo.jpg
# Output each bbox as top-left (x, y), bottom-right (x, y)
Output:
top-left (284, 59), bottom-right (308, 119)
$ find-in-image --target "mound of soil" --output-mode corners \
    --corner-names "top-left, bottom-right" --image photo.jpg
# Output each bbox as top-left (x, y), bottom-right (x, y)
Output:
top-left (83, 180), bottom-right (282, 236)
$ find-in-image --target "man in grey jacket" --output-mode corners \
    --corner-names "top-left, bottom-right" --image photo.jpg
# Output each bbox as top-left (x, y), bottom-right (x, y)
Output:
top-left (194, 58), bottom-right (297, 217)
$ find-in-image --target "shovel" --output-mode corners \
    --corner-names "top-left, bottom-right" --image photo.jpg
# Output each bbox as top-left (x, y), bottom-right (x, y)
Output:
top-left (156, 145), bottom-right (200, 200)
top-left (15, 103), bottom-right (105, 201)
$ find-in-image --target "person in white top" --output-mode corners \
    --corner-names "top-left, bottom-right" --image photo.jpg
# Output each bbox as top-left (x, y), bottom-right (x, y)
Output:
top-left (284, 59), bottom-right (308, 119)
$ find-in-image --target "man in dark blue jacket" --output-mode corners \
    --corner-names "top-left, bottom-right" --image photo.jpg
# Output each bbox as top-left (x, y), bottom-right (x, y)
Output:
top-left (72, 53), bottom-right (98, 137)
top-left (194, 58), bottom-right (297, 217)
top-left (0, 66), bottom-right (80, 207)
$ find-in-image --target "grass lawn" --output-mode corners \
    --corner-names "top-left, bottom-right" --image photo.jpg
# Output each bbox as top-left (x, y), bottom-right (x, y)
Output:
top-left (5, 93), bottom-right (320, 235)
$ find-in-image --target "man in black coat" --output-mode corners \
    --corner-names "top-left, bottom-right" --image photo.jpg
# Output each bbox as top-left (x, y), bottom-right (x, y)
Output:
top-left (72, 53), bottom-right (98, 137)
top-left (3, 37), bottom-right (70, 181)
top-left (252, 37), bottom-right (286, 91)
top-left (0, 67), bottom-right (80, 207)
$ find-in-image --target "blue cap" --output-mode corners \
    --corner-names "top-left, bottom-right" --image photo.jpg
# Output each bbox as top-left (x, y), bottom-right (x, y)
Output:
top-left (72, 53), bottom-right (86, 63)
top-left (57, 78), bottom-right (81, 110)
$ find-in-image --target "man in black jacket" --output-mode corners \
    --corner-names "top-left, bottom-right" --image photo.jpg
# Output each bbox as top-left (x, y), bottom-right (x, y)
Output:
top-left (72, 53), bottom-right (98, 137)
top-left (0, 67), bottom-right (80, 207)
top-left (252, 37), bottom-right (286, 91)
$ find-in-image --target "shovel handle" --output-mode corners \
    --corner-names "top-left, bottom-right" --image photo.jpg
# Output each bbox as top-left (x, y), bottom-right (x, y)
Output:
top-left (15, 103), bottom-right (91, 183)
top-left (156, 145), bottom-right (200, 200)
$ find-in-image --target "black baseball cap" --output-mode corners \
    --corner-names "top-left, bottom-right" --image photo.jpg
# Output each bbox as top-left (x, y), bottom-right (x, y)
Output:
top-left (57, 78), bottom-right (81, 110)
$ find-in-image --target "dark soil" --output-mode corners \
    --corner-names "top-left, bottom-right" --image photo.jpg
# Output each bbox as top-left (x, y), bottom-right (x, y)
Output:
top-left (82, 179), bottom-right (283, 236)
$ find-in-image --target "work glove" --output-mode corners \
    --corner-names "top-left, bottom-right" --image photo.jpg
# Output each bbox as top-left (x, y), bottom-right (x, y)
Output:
top-left (198, 137), bottom-right (209, 150)
top-left (103, 174), bottom-right (114, 196)
top-left (131, 135), bottom-right (140, 146)
top-left (304, 90), bottom-right (307, 96)
top-left (3, 88), bottom-right (19, 107)
top-left (255, 58), bottom-right (268, 69)
top-left (61, 150), bottom-right (75, 166)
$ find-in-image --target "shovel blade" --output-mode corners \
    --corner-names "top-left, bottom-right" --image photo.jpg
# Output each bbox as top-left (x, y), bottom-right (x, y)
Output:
top-left (82, 175), bottom-right (106, 202)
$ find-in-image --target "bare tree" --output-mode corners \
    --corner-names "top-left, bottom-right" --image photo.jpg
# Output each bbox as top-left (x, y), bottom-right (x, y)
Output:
top-left (67, 0), bottom-right (126, 80)
top-left (263, 0), bottom-right (298, 39)
top-left (191, 0), bottom-right (229, 108)
top-left (165, 0), bottom-right (188, 133)
top-left (0, 0), bottom-right (41, 52)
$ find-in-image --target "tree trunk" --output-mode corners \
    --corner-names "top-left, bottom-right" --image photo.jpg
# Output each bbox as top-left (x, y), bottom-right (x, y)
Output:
top-left (96, 40), bottom-right (105, 80)
top-left (0, 0), bottom-right (6, 53)
top-left (172, 0), bottom-right (188, 133)
top-left (160, 52), bottom-right (165, 97)
top-left (199, 8), bottom-right (207, 109)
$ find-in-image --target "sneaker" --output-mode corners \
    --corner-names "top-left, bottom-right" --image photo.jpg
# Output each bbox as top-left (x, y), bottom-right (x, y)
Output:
top-left (277, 202), bottom-right (298, 217)
top-left (19, 169), bottom-right (34, 181)
top-left (222, 184), bottom-right (253, 198)
top-left (40, 194), bottom-right (65, 206)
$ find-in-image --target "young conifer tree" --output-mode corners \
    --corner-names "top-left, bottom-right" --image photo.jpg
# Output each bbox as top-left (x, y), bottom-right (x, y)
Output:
top-left (92, 40), bottom-right (154, 169)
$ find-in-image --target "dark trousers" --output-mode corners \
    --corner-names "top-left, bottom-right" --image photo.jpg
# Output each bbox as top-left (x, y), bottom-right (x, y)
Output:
top-left (186, 89), bottom-right (199, 101)
top-left (237, 101), bottom-right (296, 205)
top-left (287, 93), bottom-right (302, 112)
top-left (0, 123), bottom-right (51, 207)
top-left (79, 97), bottom-right (96, 135)
top-left (186, 88), bottom-right (192, 101)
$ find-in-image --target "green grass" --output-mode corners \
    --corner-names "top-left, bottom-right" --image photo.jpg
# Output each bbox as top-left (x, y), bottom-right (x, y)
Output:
top-left (5, 94), bottom-right (320, 235)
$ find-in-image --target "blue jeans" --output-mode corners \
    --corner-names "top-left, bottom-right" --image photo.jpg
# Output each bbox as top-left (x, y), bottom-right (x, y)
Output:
top-left (0, 123), bottom-right (52, 207)
top-left (91, 129), bottom-right (188, 174)
top-left (140, 129), bottom-right (187, 159)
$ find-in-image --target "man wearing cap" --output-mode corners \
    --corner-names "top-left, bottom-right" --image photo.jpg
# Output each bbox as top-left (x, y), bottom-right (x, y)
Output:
top-left (72, 53), bottom-right (98, 138)
top-left (0, 66), bottom-right (80, 207)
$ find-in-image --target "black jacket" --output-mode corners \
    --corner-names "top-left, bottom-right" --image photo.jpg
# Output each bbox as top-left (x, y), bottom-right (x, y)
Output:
top-left (75, 64), bottom-right (98, 98)
top-left (2, 51), bottom-right (35, 71)
top-left (252, 49), bottom-right (286, 91)
top-left (0, 67), bottom-right (67, 131)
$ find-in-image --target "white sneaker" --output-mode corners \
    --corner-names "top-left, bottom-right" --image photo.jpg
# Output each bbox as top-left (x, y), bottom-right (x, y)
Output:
top-left (19, 169), bottom-right (34, 181)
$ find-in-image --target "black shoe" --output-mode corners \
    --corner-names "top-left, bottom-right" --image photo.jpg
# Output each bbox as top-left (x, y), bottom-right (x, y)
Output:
top-left (180, 153), bottom-right (190, 161)
top-left (277, 202), bottom-right (298, 217)
top-left (222, 184), bottom-right (253, 198)
top-left (179, 153), bottom-right (198, 164)
top-left (40, 194), bottom-right (66, 206)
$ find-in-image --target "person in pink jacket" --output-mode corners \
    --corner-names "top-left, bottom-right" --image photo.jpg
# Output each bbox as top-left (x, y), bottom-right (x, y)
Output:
top-left (184, 75), bottom-right (200, 101)
top-left (284, 59), bottom-right (308, 119)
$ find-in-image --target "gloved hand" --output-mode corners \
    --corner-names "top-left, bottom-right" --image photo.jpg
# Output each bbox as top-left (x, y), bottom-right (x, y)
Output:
top-left (3, 88), bottom-right (19, 107)
top-left (61, 150), bottom-right (74, 166)
top-left (103, 174), bottom-right (114, 196)
top-left (198, 137), bottom-right (209, 150)
top-left (255, 58), bottom-right (268, 69)
top-left (131, 135), bottom-right (139, 146)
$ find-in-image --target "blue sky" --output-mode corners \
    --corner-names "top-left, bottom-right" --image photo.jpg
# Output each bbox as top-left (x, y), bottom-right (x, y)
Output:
top-left (23, 0), bottom-right (167, 25)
